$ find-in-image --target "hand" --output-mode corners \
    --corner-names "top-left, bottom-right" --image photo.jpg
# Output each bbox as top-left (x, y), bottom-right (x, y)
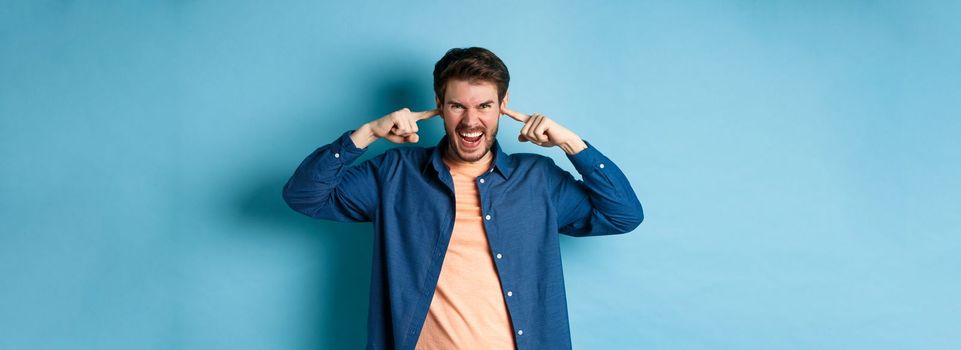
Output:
top-left (351, 108), bottom-right (438, 148)
top-left (501, 107), bottom-right (587, 155)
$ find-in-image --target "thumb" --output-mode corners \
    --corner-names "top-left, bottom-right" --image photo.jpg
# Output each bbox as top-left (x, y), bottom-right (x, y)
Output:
top-left (518, 134), bottom-right (528, 142)
top-left (406, 133), bottom-right (420, 143)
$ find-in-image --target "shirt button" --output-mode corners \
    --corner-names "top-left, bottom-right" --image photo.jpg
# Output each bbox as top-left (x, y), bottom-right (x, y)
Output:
top-left (485, 214), bottom-right (491, 221)
top-left (507, 290), bottom-right (513, 297)
top-left (496, 253), bottom-right (502, 259)
top-left (599, 163), bottom-right (605, 169)
top-left (517, 330), bottom-right (523, 336)
top-left (479, 178), bottom-right (485, 184)
top-left (334, 153), bottom-right (340, 158)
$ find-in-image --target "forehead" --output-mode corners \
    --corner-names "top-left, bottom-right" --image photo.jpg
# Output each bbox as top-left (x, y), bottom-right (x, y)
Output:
top-left (444, 78), bottom-right (498, 104)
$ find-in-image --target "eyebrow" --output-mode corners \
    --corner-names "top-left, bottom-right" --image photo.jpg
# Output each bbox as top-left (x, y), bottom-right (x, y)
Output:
top-left (447, 100), bottom-right (496, 107)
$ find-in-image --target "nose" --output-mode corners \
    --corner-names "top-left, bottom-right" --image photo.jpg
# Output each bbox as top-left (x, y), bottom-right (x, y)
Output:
top-left (464, 107), bottom-right (482, 124)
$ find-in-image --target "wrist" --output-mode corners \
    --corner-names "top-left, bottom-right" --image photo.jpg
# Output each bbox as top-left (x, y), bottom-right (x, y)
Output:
top-left (350, 123), bottom-right (379, 149)
top-left (559, 137), bottom-right (588, 155)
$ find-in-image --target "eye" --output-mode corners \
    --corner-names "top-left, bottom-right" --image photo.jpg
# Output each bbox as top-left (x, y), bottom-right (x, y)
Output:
top-left (451, 104), bottom-right (464, 110)
top-left (480, 104), bottom-right (491, 109)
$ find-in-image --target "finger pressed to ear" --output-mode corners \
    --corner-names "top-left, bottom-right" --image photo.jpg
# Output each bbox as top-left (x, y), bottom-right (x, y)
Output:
top-left (502, 107), bottom-right (530, 122)
top-left (417, 109), bottom-right (439, 120)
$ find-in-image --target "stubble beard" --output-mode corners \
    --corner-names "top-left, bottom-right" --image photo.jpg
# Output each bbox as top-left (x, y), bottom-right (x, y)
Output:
top-left (446, 124), bottom-right (498, 163)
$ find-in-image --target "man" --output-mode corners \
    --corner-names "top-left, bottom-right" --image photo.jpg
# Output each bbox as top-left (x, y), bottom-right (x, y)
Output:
top-left (283, 47), bottom-right (643, 349)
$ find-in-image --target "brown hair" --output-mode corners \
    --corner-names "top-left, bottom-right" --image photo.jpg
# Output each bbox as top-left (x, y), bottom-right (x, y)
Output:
top-left (433, 47), bottom-right (510, 106)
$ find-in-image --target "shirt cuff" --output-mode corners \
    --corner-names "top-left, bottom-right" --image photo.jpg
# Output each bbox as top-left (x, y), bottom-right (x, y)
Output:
top-left (328, 130), bottom-right (367, 163)
top-left (566, 140), bottom-right (608, 175)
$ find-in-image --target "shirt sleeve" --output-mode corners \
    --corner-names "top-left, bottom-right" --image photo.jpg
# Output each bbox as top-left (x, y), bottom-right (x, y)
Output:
top-left (549, 141), bottom-right (644, 236)
top-left (282, 130), bottom-right (381, 222)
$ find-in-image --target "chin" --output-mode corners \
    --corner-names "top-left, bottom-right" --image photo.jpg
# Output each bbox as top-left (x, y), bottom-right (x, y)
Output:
top-left (446, 123), bottom-right (498, 162)
top-left (447, 134), bottom-right (493, 163)
top-left (456, 148), bottom-right (490, 163)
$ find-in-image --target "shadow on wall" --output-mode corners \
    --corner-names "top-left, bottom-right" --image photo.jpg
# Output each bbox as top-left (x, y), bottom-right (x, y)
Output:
top-left (236, 58), bottom-right (442, 349)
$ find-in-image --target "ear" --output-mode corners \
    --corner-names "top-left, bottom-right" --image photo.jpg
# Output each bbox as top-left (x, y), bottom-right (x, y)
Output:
top-left (435, 96), bottom-right (443, 118)
top-left (500, 90), bottom-right (510, 110)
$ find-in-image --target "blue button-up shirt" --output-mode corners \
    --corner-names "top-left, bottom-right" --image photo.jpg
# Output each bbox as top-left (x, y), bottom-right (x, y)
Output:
top-left (283, 130), bottom-right (643, 349)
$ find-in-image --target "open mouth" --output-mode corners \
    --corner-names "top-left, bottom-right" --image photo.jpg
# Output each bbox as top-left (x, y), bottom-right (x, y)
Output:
top-left (458, 130), bottom-right (484, 149)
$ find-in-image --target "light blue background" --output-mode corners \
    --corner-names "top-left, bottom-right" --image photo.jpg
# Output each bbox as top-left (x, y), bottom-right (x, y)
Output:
top-left (2, 1), bottom-right (958, 349)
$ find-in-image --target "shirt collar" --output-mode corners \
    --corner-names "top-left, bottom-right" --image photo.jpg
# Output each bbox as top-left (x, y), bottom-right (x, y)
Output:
top-left (423, 135), bottom-right (512, 180)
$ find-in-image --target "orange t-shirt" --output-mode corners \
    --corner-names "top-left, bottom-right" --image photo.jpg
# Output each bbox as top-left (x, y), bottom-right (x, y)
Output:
top-left (415, 155), bottom-right (516, 349)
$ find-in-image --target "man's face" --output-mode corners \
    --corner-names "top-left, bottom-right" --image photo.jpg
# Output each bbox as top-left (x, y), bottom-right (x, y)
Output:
top-left (438, 78), bottom-right (508, 163)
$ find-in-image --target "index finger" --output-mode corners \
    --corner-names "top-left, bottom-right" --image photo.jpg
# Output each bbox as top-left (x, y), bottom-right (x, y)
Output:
top-left (500, 107), bottom-right (530, 123)
top-left (415, 109), bottom-right (439, 121)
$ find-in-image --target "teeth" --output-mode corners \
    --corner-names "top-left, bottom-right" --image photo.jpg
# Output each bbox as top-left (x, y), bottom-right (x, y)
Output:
top-left (460, 132), bottom-right (482, 138)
